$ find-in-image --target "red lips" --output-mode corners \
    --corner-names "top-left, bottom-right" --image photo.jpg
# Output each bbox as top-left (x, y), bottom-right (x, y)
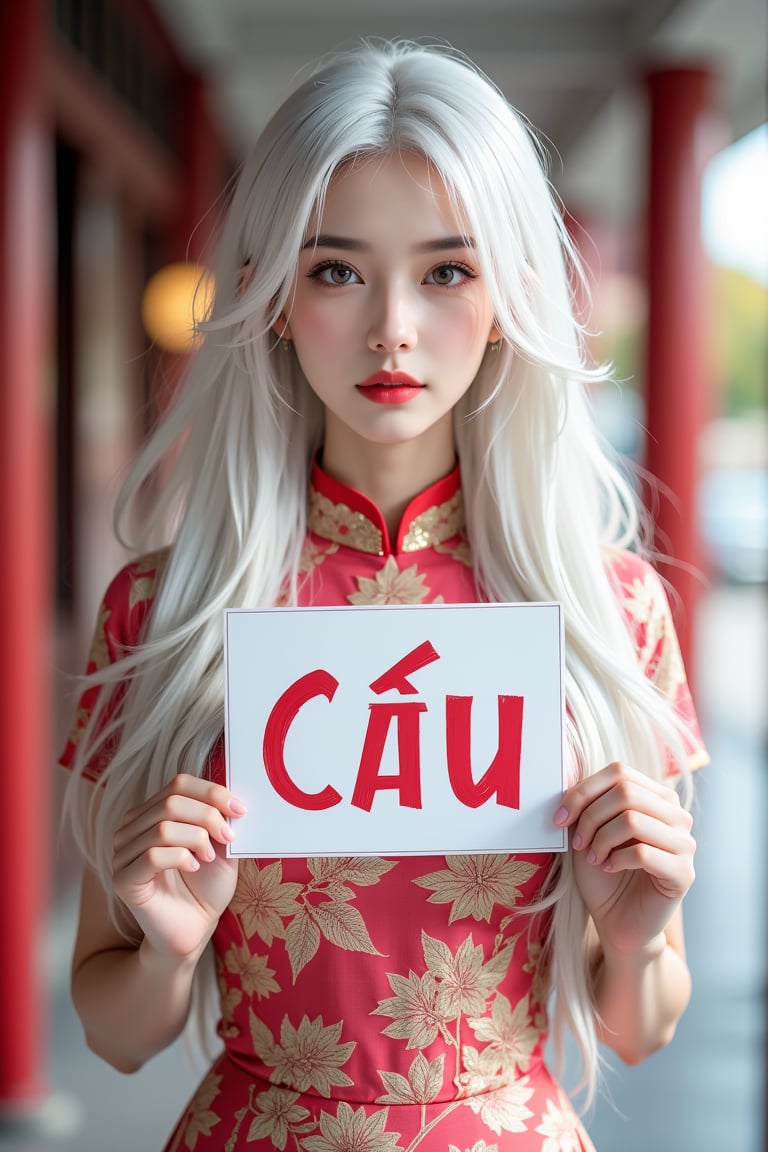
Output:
top-left (358, 371), bottom-right (423, 389)
top-left (356, 371), bottom-right (424, 404)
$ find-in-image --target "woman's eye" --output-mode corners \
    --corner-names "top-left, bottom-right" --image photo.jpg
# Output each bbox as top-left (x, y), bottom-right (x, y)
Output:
top-left (311, 262), bottom-right (360, 286)
top-left (425, 263), bottom-right (474, 287)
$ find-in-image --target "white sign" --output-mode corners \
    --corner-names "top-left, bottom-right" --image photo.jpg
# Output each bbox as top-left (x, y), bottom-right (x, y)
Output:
top-left (224, 602), bottom-right (566, 857)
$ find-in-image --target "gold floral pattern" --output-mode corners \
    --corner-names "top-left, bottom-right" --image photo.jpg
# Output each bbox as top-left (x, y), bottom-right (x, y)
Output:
top-left (87, 602), bottom-right (113, 674)
top-left (608, 550), bottom-right (708, 773)
top-left (347, 557), bottom-right (433, 605)
top-left (373, 969), bottom-right (445, 1051)
top-left (522, 938), bottom-right (551, 1033)
top-left (243, 1086), bottom-right (313, 1150)
top-left (535, 1093), bottom-right (584, 1152)
top-left (299, 538), bottom-right (340, 573)
top-left (449, 1143), bottom-right (498, 1152)
top-left (413, 855), bottom-right (540, 924)
top-left (377, 1051), bottom-right (445, 1105)
top-left (67, 705), bottom-right (92, 752)
top-left (250, 1012), bottom-right (355, 1094)
top-left (300, 1102), bottom-right (403, 1152)
top-left (621, 570), bottom-right (686, 695)
top-left (222, 943), bottom-right (279, 1001)
top-left (464, 1079), bottom-right (535, 1135)
top-left (167, 1070), bottom-right (223, 1152)
top-left (435, 536), bottom-right (473, 567)
top-left (228, 857), bottom-right (393, 984)
top-left (127, 547), bottom-right (167, 611)
top-left (467, 992), bottom-right (541, 1073)
top-left (457, 1043), bottom-right (511, 1097)
top-left (230, 860), bottom-right (303, 946)
top-left (60, 551), bottom-right (168, 761)
top-left (128, 571), bottom-right (157, 612)
top-left (215, 979), bottom-right (243, 1039)
top-left (370, 924), bottom-right (545, 1144)
top-left (423, 933), bottom-right (515, 1021)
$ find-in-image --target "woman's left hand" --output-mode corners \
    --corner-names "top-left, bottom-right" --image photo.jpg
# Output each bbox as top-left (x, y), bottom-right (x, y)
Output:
top-left (555, 761), bottom-right (696, 954)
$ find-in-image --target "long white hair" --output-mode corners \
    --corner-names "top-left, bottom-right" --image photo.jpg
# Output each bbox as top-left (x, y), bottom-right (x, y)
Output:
top-left (66, 39), bottom-right (692, 1105)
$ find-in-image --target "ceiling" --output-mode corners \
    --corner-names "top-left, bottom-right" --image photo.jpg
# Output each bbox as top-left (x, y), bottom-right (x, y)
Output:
top-left (151, 0), bottom-right (766, 220)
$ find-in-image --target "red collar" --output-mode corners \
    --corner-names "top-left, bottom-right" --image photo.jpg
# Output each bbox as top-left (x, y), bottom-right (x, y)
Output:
top-left (308, 462), bottom-right (465, 556)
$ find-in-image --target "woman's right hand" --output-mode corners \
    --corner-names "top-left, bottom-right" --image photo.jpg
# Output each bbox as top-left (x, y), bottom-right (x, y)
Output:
top-left (112, 774), bottom-right (247, 962)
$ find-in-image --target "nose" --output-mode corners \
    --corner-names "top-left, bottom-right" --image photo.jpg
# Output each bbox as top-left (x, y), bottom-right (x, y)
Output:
top-left (366, 280), bottom-right (418, 353)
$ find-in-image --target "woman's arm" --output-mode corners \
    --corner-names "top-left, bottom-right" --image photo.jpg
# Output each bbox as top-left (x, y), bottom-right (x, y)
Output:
top-left (71, 775), bottom-right (245, 1073)
top-left (72, 865), bottom-right (202, 1073)
top-left (556, 760), bottom-right (696, 1064)
top-left (588, 905), bottom-right (691, 1063)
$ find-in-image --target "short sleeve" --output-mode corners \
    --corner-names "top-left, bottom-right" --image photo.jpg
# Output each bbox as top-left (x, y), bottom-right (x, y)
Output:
top-left (58, 550), bottom-right (167, 780)
top-left (607, 550), bottom-right (709, 772)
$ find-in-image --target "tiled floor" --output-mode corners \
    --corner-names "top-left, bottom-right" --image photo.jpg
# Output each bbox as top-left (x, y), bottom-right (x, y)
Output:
top-left (1, 583), bottom-right (765, 1152)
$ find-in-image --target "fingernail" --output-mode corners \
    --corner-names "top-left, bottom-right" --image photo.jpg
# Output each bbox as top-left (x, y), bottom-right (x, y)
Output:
top-left (229, 798), bottom-right (248, 816)
top-left (220, 823), bottom-right (235, 843)
top-left (554, 806), bottom-right (569, 826)
top-left (572, 833), bottom-right (583, 850)
top-left (204, 845), bottom-right (216, 862)
top-left (587, 850), bottom-right (597, 864)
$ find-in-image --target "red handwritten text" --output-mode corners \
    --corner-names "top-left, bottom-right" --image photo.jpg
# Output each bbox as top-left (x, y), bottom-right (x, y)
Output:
top-left (262, 643), bottom-right (523, 813)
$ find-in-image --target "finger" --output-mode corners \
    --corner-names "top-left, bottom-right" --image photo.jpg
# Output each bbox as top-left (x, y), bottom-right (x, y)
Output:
top-left (113, 818), bottom-right (220, 875)
top-left (571, 783), bottom-right (692, 854)
top-left (133, 774), bottom-right (247, 817)
top-left (583, 810), bottom-right (695, 867)
top-left (600, 842), bottom-right (696, 898)
top-left (115, 790), bottom-right (238, 856)
top-left (556, 761), bottom-right (681, 827)
top-left (114, 846), bottom-right (204, 899)
top-left (122, 774), bottom-right (247, 829)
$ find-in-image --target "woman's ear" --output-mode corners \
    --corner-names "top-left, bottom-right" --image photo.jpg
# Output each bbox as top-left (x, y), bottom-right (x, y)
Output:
top-left (237, 262), bottom-right (255, 298)
top-left (273, 315), bottom-right (292, 342)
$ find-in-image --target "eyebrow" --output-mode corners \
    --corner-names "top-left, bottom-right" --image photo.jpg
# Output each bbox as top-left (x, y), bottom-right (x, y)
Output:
top-left (301, 234), bottom-right (475, 253)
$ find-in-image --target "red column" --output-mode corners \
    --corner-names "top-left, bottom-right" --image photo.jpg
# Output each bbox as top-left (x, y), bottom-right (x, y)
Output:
top-left (154, 71), bottom-right (228, 410)
top-left (177, 73), bottom-right (228, 264)
top-left (0, 0), bottom-right (52, 1120)
top-left (644, 65), bottom-right (715, 679)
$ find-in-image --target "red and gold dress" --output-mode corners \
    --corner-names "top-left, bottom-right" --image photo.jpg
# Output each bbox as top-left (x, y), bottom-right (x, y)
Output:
top-left (61, 462), bottom-right (708, 1151)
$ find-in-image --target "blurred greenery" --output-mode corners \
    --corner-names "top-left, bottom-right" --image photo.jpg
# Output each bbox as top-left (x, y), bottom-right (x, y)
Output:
top-left (592, 264), bottom-right (768, 421)
top-left (712, 266), bottom-right (768, 417)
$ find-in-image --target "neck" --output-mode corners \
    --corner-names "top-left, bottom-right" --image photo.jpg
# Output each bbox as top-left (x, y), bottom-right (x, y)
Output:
top-left (321, 424), bottom-right (456, 544)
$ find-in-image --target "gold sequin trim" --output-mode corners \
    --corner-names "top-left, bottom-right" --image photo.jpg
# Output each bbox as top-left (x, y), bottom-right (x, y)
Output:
top-left (308, 489), bottom-right (384, 555)
top-left (401, 490), bottom-right (465, 552)
top-left (309, 485), bottom-right (466, 554)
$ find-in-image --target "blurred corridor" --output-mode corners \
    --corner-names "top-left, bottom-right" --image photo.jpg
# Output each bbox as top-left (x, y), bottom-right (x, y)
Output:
top-left (1, 1), bottom-right (766, 1149)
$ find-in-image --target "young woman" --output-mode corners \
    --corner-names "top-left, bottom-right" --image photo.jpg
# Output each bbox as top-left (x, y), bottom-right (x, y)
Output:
top-left (62, 40), bottom-right (707, 1150)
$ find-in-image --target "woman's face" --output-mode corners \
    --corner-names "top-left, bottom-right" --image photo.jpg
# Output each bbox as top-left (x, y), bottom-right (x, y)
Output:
top-left (280, 151), bottom-right (499, 474)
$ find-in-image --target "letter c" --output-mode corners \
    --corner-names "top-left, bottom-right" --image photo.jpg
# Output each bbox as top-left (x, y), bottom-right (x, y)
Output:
top-left (262, 669), bottom-right (342, 810)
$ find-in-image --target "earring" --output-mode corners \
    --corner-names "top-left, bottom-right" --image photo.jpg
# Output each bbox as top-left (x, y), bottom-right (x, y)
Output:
top-left (488, 339), bottom-right (501, 352)
top-left (282, 338), bottom-right (291, 352)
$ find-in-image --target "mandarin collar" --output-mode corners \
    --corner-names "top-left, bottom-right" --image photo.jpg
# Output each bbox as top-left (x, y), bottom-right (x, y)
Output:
top-left (308, 461), bottom-right (465, 557)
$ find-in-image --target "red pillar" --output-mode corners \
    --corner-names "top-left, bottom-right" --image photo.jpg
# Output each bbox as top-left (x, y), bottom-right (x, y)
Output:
top-left (0, 0), bottom-right (52, 1121)
top-left (177, 73), bottom-right (228, 264)
top-left (644, 65), bottom-right (715, 679)
top-left (154, 71), bottom-right (228, 410)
